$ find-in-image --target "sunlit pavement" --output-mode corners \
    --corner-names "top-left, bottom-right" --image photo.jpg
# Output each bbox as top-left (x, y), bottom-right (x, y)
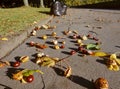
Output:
top-left (0, 8), bottom-right (120, 89)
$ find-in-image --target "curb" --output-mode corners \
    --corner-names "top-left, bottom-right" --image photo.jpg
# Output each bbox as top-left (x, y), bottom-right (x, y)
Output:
top-left (0, 16), bottom-right (53, 59)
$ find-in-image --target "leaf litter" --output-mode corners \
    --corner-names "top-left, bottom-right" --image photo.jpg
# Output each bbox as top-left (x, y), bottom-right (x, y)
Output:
top-left (1, 19), bottom-right (119, 89)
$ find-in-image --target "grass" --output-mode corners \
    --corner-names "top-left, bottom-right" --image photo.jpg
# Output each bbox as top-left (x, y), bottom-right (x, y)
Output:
top-left (0, 6), bottom-right (50, 37)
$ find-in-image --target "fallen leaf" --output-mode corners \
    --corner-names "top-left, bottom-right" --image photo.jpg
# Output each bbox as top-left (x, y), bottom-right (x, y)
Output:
top-left (12, 69), bottom-right (43, 83)
top-left (22, 69), bottom-right (43, 77)
top-left (107, 62), bottom-right (119, 71)
top-left (36, 56), bottom-right (57, 67)
top-left (92, 51), bottom-right (108, 57)
top-left (1, 37), bottom-right (8, 41)
top-left (12, 71), bottom-right (23, 80)
top-left (0, 61), bottom-right (10, 68)
top-left (110, 53), bottom-right (120, 65)
top-left (107, 53), bottom-right (120, 71)
top-left (41, 60), bottom-right (55, 67)
top-left (86, 43), bottom-right (100, 50)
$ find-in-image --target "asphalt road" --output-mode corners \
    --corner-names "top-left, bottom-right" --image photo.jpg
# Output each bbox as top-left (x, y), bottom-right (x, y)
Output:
top-left (0, 8), bottom-right (120, 89)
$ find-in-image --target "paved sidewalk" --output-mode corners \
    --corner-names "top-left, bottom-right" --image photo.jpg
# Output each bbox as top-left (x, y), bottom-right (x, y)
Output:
top-left (0, 16), bottom-right (53, 59)
top-left (0, 8), bottom-right (120, 89)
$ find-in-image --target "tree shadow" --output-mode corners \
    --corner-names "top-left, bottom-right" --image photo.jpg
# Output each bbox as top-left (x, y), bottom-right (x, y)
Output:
top-left (69, 75), bottom-right (95, 89)
top-left (71, 0), bottom-right (120, 10)
top-left (0, 84), bottom-right (12, 89)
top-left (38, 11), bottom-right (51, 15)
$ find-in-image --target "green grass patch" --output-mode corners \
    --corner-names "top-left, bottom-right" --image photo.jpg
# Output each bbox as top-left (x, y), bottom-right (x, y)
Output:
top-left (0, 6), bottom-right (50, 37)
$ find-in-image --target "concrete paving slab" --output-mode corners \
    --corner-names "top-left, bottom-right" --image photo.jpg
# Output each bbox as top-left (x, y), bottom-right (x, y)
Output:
top-left (0, 8), bottom-right (120, 89)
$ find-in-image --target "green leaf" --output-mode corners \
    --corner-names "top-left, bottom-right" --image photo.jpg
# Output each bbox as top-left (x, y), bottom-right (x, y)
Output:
top-left (22, 69), bottom-right (43, 77)
top-left (35, 70), bottom-right (44, 74)
top-left (37, 56), bottom-right (56, 67)
top-left (86, 43), bottom-right (100, 50)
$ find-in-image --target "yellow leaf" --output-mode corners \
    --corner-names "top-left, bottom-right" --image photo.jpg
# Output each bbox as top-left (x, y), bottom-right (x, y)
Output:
top-left (0, 62), bottom-right (6, 67)
top-left (93, 51), bottom-right (108, 57)
top-left (113, 65), bottom-right (119, 71)
top-left (115, 59), bottom-right (120, 65)
top-left (21, 78), bottom-right (27, 84)
top-left (1, 37), bottom-right (8, 41)
top-left (110, 54), bottom-right (117, 60)
top-left (108, 65), bottom-right (113, 70)
top-left (38, 56), bottom-right (56, 67)
top-left (41, 60), bottom-right (55, 67)
top-left (12, 71), bottom-right (23, 80)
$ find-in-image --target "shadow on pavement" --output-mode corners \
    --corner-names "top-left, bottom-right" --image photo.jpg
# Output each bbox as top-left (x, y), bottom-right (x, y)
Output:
top-left (52, 66), bottom-right (95, 89)
top-left (96, 58), bottom-right (107, 65)
top-left (72, 0), bottom-right (120, 10)
top-left (6, 68), bottom-right (24, 79)
top-left (69, 75), bottom-right (95, 89)
top-left (52, 67), bottom-right (64, 76)
top-left (61, 51), bottom-right (71, 55)
top-left (14, 56), bottom-right (21, 62)
top-left (38, 11), bottom-right (51, 15)
top-left (115, 45), bottom-right (120, 48)
top-left (96, 56), bottom-right (110, 65)
top-left (0, 84), bottom-right (12, 89)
